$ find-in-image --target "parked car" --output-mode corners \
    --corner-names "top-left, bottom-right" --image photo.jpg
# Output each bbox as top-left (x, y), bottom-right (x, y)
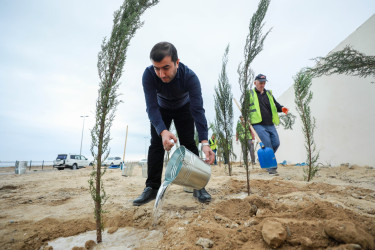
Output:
top-left (102, 156), bottom-right (122, 166)
top-left (53, 154), bottom-right (90, 170)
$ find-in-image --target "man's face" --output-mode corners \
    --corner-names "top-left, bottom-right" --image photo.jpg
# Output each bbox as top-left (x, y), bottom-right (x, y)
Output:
top-left (152, 56), bottom-right (179, 83)
top-left (254, 80), bottom-right (266, 93)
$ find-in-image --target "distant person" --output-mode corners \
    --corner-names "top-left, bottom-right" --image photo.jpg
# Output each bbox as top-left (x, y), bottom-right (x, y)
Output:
top-left (133, 42), bottom-right (215, 206)
top-left (209, 134), bottom-right (218, 165)
top-left (236, 115), bottom-right (255, 165)
top-left (249, 74), bottom-right (288, 175)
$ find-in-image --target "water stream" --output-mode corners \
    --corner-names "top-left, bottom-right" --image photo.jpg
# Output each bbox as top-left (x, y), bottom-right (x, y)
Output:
top-left (151, 146), bottom-right (210, 226)
top-left (152, 147), bottom-right (184, 226)
top-left (152, 180), bottom-right (172, 226)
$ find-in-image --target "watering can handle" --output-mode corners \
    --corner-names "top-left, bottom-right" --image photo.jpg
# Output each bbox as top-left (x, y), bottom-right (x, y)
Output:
top-left (233, 98), bottom-right (263, 144)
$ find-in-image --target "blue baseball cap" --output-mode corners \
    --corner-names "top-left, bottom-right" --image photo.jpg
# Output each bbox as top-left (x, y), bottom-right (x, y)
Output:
top-left (255, 74), bottom-right (267, 82)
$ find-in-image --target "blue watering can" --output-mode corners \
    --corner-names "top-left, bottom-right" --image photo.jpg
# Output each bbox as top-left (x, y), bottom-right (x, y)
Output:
top-left (257, 142), bottom-right (278, 168)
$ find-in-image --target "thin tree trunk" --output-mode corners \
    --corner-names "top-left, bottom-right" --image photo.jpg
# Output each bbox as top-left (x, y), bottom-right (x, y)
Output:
top-left (298, 97), bottom-right (312, 182)
top-left (246, 164), bottom-right (250, 195)
top-left (95, 117), bottom-right (106, 243)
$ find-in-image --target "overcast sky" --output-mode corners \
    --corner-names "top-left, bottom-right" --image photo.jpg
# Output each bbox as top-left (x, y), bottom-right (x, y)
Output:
top-left (0, 0), bottom-right (374, 162)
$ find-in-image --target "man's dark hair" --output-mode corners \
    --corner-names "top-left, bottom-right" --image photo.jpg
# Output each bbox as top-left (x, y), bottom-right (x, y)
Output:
top-left (150, 42), bottom-right (178, 63)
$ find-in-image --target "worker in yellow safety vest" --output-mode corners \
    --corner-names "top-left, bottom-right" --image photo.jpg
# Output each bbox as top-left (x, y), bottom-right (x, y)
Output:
top-left (209, 134), bottom-right (218, 165)
top-left (248, 74), bottom-right (288, 175)
top-left (236, 115), bottom-right (255, 165)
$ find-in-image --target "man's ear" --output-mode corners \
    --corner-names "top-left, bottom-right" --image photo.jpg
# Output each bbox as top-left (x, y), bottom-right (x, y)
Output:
top-left (175, 59), bottom-right (180, 68)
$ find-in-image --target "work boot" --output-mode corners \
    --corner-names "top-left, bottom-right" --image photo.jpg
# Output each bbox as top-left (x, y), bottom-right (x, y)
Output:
top-left (133, 187), bottom-right (158, 206)
top-left (193, 188), bottom-right (211, 203)
top-left (268, 168), bottom-right (279, 175)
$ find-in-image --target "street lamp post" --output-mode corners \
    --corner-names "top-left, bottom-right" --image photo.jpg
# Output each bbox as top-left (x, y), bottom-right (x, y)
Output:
top-left (80, 115), bottom-right (89, 156)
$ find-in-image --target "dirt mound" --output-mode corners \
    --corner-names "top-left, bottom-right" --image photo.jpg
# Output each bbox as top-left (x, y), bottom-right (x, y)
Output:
top-left (1, 218), bottom-right (95, 249)
top-left (0, 164), bottom-right (374, 249)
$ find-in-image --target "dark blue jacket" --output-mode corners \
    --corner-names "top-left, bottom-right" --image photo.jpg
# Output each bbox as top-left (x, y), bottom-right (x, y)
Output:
top-left (142, 62), bottom-right (208, 141)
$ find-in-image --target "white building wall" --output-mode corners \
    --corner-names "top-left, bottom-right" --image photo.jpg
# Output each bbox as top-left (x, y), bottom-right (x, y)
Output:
top-left (276, 14), bottom-right (375, 167)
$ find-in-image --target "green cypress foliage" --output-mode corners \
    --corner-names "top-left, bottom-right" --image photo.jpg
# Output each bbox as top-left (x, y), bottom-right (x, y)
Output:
top-left (308, 46), bottom-right (375, 78)
top-left (302, 45), bottom-right (375, 179)
top-left (293, 69), bottom-right (319, 182)
top-left (238, 0), bottom-right (271, 195)
top-left (89, 0), bottom-right (158, 243)
top-left (214, 44), bottom-right (234, 175)
top-left (279, 112), bottom-right (296, 130)
top-left (236, 118), bottom-right (250, 165)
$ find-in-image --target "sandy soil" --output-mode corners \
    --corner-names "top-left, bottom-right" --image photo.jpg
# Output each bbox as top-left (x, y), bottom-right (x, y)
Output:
top-left (0, 163), bottom-right (374, 249)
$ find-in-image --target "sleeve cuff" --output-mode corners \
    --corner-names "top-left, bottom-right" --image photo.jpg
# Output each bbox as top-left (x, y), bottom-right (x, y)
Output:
top-left (154, 123), bottom-right (167, 136)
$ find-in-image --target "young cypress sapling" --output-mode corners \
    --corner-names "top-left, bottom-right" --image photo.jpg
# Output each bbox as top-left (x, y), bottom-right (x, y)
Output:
top-left (90, 0), bottom-right (158, 243)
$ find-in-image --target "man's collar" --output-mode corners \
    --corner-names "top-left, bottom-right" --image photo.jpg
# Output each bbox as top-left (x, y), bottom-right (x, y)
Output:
top-left (254, 87), bottom-right (266, 94)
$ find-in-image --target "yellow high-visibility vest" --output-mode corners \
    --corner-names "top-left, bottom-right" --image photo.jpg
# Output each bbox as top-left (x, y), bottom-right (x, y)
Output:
top-left (209, 138), bottom-right (217, 150)
top-left (236, 120), bottom-right (252, 141)
top-left (248, 88), bottom-right (280, 125)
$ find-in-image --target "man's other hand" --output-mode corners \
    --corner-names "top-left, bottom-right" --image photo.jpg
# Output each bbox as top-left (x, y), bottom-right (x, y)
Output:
top-left (202, 145), bottom-right (215, 164)
top-left (161, 130), bottom-right (177, 151)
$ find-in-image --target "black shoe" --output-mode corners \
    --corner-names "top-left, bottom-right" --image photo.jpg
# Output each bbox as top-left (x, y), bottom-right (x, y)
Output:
top-left (268, 169), bottom-right (279, 175)
top-left (193, 188), bottom-right (211, 203)
top-left (133, 187), bottom-right (158, 206)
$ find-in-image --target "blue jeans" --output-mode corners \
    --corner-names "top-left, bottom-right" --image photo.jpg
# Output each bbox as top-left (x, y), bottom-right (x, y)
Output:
top-left (253, 124), bottom-right (280, 171)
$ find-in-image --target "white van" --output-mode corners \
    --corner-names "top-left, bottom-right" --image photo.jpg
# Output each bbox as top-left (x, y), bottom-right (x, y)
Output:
top-left (53, 154), bottom-right (90, 170)
top-left (102, 156), bottom-right (122, 166)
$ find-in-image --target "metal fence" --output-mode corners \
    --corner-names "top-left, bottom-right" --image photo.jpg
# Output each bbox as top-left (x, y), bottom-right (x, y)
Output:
top-left (0, 160), bottom-right (54, 170)
top-left (0, 160), bottom-right (146, 168)
top-left (0, 160), bottom-right (150, 175)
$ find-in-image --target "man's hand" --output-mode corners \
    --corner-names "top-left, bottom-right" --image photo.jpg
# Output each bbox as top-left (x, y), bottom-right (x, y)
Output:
top-left (202, 144), bottom-right (215, 164)
top-left (161, 130), bottom-right (177, 151)
top-left (282, 107), bottom-right (289, 114)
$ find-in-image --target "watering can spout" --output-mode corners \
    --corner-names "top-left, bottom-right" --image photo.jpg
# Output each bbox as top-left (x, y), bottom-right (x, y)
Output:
top-left (259, 142), bottom-right (265, 149)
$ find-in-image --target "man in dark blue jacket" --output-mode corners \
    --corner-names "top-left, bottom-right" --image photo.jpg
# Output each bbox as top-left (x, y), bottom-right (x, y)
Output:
top-left (133, 42), bottom-right (215, 206)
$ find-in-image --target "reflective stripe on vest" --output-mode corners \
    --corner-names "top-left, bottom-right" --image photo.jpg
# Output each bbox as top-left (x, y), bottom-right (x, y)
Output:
top-left (249, 89), bottom-right (280, 125)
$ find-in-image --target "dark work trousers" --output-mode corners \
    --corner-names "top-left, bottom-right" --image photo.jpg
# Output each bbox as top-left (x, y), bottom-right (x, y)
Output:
top-left (241, 139), bottom-right (255, 164)
top-left (146, 103), bottom-right (199, 189)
